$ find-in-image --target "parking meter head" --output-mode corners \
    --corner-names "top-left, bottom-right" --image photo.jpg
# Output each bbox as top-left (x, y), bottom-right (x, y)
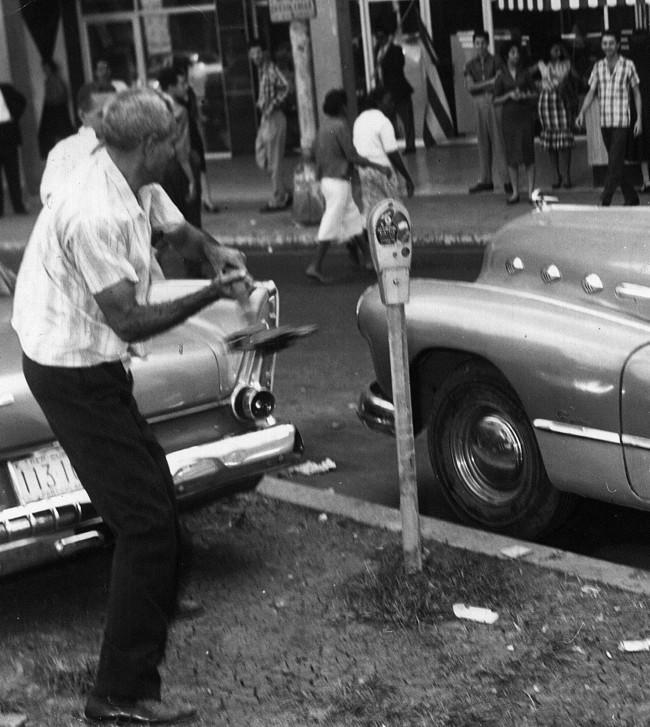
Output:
top-left (367, 198), bottom-right (413, 305)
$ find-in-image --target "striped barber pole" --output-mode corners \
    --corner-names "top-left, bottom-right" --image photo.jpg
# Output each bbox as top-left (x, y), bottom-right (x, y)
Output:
top-left (418, 15), bottom-right (454, 146)
top-left (496, 0), bottom-right (649, 9)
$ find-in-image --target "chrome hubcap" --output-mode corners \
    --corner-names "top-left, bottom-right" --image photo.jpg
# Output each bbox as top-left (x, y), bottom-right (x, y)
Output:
top-left (451, 410), bottom-right (525, 505)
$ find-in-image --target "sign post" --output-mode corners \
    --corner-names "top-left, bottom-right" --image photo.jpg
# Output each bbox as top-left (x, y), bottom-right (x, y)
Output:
top-left (367, 199), bottom-right (422, 573)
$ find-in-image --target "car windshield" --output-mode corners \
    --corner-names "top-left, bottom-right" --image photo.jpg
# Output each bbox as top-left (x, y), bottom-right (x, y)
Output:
top-left (0, 261), bottom-right (16, 297)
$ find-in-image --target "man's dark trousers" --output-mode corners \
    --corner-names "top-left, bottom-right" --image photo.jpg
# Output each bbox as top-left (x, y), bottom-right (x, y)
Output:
top-left (22, 355), bottom-right (180, 701)
top-left (394, 96), bottom-right (415, 152)
top-left (600, 126), bottom-right (639, 206)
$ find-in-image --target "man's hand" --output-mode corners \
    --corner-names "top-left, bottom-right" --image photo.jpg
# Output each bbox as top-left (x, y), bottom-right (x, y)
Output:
top-left (203, 241), bottom-right (248, 278)
top-left (575, 111), bottom-right (584, 129)
top-left (212, 268), bottom-right (254, 301)
top-left (634, 119), bottom-right (642, 137)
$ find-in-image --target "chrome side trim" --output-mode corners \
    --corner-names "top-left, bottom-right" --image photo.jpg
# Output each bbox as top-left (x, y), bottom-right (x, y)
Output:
top-left (616, 282), bottom-right (650, 302)
top-left (621, 434), bottom-right (650, 451)
top-left (533, 419), bottom-right (620, 444)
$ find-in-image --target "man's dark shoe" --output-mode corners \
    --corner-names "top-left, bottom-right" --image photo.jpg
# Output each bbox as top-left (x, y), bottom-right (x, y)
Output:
top-left (469, 181), bottom-right (493, 194)
top-left (624, 197), bottom-right (640, 206)
top-left (84, 694), bottom-right (196, 724)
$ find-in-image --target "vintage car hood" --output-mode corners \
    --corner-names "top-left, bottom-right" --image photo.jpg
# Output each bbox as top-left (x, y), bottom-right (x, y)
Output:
top-left (0, 280), bottom-right (269, 454)
top-left (479, 206), bottom-right (650, 320)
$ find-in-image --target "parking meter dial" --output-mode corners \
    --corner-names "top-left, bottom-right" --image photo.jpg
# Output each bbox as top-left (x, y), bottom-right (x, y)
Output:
top-left (367, 199), bottom-right (413, 305)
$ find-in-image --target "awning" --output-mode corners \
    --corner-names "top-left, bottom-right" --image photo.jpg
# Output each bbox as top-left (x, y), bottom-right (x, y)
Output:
top-left (495, 0), bottom-right (647, 10)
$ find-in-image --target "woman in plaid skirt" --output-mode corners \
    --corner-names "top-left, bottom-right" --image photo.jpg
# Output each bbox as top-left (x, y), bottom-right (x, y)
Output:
top-left (537, 42), bottom-right (576, 189)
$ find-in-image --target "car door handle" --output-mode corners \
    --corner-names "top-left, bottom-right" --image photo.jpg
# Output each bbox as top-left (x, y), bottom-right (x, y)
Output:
top-left (615, 283), bottom-right (650, 301)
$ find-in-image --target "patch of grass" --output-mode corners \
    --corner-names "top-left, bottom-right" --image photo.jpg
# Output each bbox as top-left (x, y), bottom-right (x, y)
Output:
top-left (324, 671), bottom-right (436, 727)
top-left (342, 543), bottom-right (528, 628)
top-left (32, 653), bottom-right (96, 696)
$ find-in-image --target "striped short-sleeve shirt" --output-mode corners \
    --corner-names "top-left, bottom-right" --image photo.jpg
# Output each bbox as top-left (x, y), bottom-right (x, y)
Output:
top-left (12, 147), bottom-right (183, 367)
top-left (589, 56), bottom-right (640, 128)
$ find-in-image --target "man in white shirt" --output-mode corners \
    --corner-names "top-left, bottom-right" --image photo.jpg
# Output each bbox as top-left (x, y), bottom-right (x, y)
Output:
top-left (13, 88), bottom-right (249, 725)
top-left (40, 83), bottom-right (114, 207)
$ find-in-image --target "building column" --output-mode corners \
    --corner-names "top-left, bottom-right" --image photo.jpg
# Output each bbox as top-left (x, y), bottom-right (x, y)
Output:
top-left (310, 0), bottom-right (358, 125)
top-left (290, 19), bottom-right (317, 156)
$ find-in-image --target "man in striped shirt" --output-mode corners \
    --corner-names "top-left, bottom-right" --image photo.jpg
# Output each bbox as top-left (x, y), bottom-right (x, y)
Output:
top-left (12, 89), bottom-right (249, 725)
top-left (249, 38), bottom-right (292, 212)
top-left (577, 30), bottom-right (642, 206)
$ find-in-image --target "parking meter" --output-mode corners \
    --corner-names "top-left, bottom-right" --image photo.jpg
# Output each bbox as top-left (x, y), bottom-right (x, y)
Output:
top-left (366, 198), bottom-right (422, 572)
top-left (367, 199), bottom-right (413, 305)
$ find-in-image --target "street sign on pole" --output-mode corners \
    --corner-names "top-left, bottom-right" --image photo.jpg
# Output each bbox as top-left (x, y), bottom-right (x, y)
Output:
top-left (269, 0), bottom-right (316, 23)
top-left (367, 199), bottom-right (422, 573)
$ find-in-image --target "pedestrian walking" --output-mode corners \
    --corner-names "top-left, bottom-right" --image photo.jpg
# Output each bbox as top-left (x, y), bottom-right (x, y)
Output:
top-left (352, 86), bottom-right (414, 265)
top-left (493, 41), bottom-right (538, 204)
top-left (374, 23), bottom-right (416, 155)
top-left (158, 66), bottom-right (201, 228)
top-left (12, 88), bottom-right (249, 725)
top-left (0, 81), bottom-right (27, 216)
top-left (37, 58), bottom-right (73, 160)
top-left (464, 30), bottom-right (510, 194)
top-left (536, 41), bottom-right (577, 189)
top-left (249, 38), bottom-right (292, 212)
top-left (576, 30), bottom-right (642, 206)
top-left (40, 84), bottom-right (114, 207)
top-left (172, 56), bottom-right (219, 213)
top-left (306, 88), bottom-right (389, 283)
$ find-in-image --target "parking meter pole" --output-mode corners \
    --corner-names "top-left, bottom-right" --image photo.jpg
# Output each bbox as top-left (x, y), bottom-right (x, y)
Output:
top-left (368, 199), bottom-right (422, 574)
top-left (386, 303), bottom-right (422, 573)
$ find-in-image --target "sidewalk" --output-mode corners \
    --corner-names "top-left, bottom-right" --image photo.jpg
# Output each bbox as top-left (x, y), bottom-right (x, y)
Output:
top-left (199, 137), bottom-right (603, 247)
top-left (0, 137), bottom-right (621, 253)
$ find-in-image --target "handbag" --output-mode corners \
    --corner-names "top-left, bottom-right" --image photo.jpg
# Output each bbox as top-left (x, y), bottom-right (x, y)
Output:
top-left (292, 160), bottom-right (324, 225)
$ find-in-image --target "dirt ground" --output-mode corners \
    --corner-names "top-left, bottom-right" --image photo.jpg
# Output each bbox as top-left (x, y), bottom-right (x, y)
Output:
top-left (0, 493), bottom-right (648, 727)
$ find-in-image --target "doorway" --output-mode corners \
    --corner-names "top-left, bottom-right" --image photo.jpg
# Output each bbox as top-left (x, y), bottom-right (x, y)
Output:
top-left (78, 2), bottom-right (232, 155)
top-left (355, 0), bottom-right (432, 147)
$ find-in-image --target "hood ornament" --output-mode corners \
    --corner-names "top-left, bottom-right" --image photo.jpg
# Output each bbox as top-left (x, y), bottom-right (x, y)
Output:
top-left (0, 393), bottom-right (15, 407)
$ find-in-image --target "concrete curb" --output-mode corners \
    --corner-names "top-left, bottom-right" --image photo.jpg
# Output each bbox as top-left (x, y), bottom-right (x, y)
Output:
top-left (203, 231), bottom-right (490, 250)
top-left (258, 476), bottom-right (650, 596)
top-left (0, 234), bottom-right (490, 253)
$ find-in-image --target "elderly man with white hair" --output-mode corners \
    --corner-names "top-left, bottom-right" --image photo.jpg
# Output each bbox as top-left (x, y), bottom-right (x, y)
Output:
top-left (12, 88), bottom-right (249, 724)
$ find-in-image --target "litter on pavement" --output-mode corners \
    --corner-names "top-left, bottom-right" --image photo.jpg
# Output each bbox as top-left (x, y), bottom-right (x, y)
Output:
top-left (618, 638), bottom-right (650, 653)
top-left (288, 458), bottom-right (337, 475)
top-left (500, 545), bottom-right (532, 559)
top-left (452, 603), bottom-right (499, 624)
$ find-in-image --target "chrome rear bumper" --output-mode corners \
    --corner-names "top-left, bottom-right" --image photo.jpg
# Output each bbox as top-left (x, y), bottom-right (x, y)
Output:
top-left (0, 422), bottom-right (303, 576)
top-left (357, 383), bottom-right (395, 436)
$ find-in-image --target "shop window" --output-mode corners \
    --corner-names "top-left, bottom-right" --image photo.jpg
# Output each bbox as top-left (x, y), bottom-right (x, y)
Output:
top-left (141, 12), bottom-right (231, 153)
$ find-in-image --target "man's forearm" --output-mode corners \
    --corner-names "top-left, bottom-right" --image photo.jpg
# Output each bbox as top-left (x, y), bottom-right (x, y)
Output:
top-left (108, 282), bottom-right (221, 343)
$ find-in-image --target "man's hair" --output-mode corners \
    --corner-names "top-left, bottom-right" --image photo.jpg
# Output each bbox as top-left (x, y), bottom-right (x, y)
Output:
top-left (102, 88), bottom-right (174, 151)
top-left (77, 83), bottom-right (98, 113)
top-left (158, 66), bottom-right (182, 92)
top-left (601, 29), bottom-right (620, 44)
top-left (473, 30), bottom-right (490, 44)
top-left (322, 88), bottom-right (347, 117)
top-left (366, 85), bottom-right (391, 109)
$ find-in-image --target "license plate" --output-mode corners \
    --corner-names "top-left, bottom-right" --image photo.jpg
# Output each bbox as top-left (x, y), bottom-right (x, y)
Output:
top-left (8, 445), bottom-right (83, 505)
